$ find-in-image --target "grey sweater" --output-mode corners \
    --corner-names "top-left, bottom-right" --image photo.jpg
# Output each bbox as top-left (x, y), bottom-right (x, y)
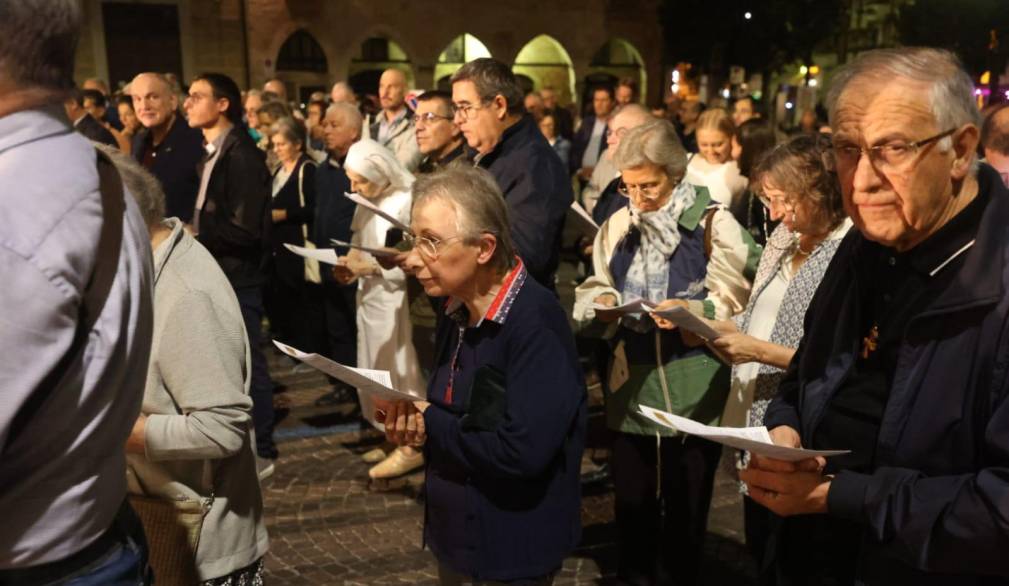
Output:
top-left (126, 218), bottom-right (269, 580)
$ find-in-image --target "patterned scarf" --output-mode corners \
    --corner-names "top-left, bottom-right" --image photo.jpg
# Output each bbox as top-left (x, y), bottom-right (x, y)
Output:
top-left (621, 180), bottom-right (697, 333)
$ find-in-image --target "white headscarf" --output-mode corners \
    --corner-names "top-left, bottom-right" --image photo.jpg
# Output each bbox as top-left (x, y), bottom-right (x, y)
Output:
top-left (345, 138), bottom-right (415, 193)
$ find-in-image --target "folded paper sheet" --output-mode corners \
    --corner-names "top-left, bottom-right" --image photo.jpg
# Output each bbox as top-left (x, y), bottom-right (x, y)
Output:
top-left (273, 341), bottom-right (425, 402)
top-left (638, 405), bottom-right (850, 462)
top-left (283, 244), bottom-right (341, 266)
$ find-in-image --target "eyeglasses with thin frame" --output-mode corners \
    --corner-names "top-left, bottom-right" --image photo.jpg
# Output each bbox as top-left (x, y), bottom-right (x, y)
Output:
top-left (452, 100), bottom-right (489, 121)
top-left (758, 192), bottom-right (796, 210)
top-left (413, 112), bottom-right (453, 126)
top-left (404, 232), bottom-right (465, 259)
top-left (832, 127), bottom-right (958, 173)
top-left (617, 180), bottom-right (665, 199)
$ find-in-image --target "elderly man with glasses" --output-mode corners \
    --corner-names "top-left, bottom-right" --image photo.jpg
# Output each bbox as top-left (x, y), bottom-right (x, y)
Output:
top-left (741, 47), bottom-right (1009, 585)
top-left (450, 58), bottom-right (573, 290)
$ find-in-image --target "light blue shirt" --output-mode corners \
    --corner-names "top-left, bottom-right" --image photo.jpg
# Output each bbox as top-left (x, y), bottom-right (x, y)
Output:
top-left (0, 106), bottom-right (154, 567)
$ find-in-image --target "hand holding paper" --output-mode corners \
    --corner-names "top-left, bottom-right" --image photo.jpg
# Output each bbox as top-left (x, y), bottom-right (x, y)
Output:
top-left (330, 238), bottom-right (400, 258)
top-left (569, 202), bottom-right (600, 236)
top-left (650, 304), bottom-right (722, 341)
top-left (591, 298), bottom-right (656, 319)
top-left (637, 405), bottom-right (849, 462)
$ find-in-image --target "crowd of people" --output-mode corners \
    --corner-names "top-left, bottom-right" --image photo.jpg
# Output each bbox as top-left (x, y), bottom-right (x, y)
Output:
top-left (4, 2), bottom-right (1009, 585)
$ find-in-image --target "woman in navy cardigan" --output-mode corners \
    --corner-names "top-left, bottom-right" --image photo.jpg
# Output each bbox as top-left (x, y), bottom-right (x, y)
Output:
top-left (380, 166), bottom-right (587, 585)
top-left (264, 116), bottom-right (319, 351)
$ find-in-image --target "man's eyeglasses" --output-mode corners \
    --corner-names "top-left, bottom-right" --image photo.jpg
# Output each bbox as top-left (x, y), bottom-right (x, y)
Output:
top-left (413, 112), bottom-right (453, 126)
top-left (617, 181), bottom-right (664, 199)
top-left (832, 128), bottom-right (958, 173)
top-left (452, 101), bottom-right (489, 121)
top-left (404, 232), bottom-right (465, 259)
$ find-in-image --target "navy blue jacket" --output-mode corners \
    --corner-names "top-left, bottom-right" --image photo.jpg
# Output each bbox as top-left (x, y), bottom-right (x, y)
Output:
top-left (422, 263), bottom-right (586, 581)
top-left (765, 164), bottom-right (1009, 585)
top-left (477, 115), bottom-right (573, 288)
top-left (131, 114), bottom-right (204, 222)
top-left (312, 156), bottom-right (355, 284)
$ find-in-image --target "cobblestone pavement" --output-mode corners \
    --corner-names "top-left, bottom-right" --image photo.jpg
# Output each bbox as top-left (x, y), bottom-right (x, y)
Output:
top-left (261, 356), bottom-right (758, 585)
top-left (261, 257), bottom-right (757, 584)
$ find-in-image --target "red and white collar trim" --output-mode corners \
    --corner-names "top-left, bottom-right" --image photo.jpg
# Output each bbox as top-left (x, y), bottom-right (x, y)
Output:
top-left (445, 258), bottom-right (527, 326)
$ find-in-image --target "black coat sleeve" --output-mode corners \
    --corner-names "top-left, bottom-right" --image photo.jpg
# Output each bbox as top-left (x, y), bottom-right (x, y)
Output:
top-left (201, 143), bottom-right (270, 258)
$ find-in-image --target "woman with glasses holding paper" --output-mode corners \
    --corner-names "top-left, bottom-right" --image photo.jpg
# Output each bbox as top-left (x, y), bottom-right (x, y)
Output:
top-left (698, 134), bottom-right (851, 573)
top-left (378, 166), bottom-right (586, 586)
top-left (332, 139), bottom-right (426, 477)
top-left (572, 118), bottom-right (758, 586)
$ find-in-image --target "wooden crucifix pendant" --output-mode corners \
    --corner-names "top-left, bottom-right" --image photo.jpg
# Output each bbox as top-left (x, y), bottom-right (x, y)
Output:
top-left (861, 324), bottom-right (880, 359)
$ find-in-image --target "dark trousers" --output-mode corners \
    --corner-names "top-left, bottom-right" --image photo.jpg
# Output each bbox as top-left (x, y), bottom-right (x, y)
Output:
top-left (234, 285), bottom-right (277, 459)
top-left (744, 495), bottom-right (777, 586)
top-left (322, 279), bottom-right (357, 367)
top-left (611, 432), bottom-right (722, 586)
top-left (264, 272), bottom-right (302, 346)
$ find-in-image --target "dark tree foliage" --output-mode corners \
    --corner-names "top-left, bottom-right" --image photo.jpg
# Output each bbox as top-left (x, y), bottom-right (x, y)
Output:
top-left (899, 0), bottom-right (1009, 98)
top-left (661, 0), bottom-right (843, 89)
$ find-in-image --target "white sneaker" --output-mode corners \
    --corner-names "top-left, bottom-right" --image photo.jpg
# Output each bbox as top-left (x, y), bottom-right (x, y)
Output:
top-left (256, 456), bottom-right (275, 481)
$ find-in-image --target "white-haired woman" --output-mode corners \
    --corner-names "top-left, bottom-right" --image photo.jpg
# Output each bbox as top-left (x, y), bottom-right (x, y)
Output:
top-left (107, 148), bottom-right (269, 585)
top-left (380, 166), bottom-right (586, 585)
top-left (333, 139), bottom-right (426, 478)
top-left (573, 119), bottom-right (759, 585)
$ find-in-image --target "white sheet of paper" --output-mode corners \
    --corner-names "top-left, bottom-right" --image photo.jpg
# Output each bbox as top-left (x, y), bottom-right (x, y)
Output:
top-left (344, 192), bottom-right (412, 233)
top-left (330, 239), bottom-right (399, 258)
top-left (273, 341), bottom-right (424, 401)
top-left (591, 298), bottom-right (656, 318)
top-left (638, 405), bottom-right (851, 462)
top-left (650, 305), bottom-right (723, 340)
top-left (283, 244), bottom-right (341, 266)
top-left (569, 202), bottom-right (600, 235)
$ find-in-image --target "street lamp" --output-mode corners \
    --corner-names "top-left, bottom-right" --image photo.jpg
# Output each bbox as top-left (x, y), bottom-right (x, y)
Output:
top-left (744, 11), bottom-right (752, 20)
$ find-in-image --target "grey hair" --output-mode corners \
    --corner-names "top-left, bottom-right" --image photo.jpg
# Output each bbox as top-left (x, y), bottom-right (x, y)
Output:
top-left (412, 166), bottom-right (516, 274)
top-left (0, 0), bottom-right (81, 91)
top-left (95, 144), bottom-right (165, 230)
top-left (270, 116), bottom-right (307, 149)
top-left (450, 58), bottom-right (525, 116)
top-left (326, 101), bottom-right (363, 135)
top-left (826, 47), bottom-right (981, 152)
top-left (611, 103), bottom-right (653, 126)
top-left (612, 118), bottom-right (688, 181)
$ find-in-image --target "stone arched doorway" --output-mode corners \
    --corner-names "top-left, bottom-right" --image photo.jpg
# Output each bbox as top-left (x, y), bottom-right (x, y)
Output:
top-left (348, 36), bottom-right (416, 108)
top-left (276, 29), bottom-right (329, 105)
top-left (512, 34), bottom-right (576, 107)
top-left (434, 33), bottom-right (492, 91)
top-left (586, 38), bottom-right (647, 106)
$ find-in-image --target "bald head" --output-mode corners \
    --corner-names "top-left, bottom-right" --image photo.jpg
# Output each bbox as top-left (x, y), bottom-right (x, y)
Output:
top-left (330, 81), bottom-right (357, 105)
top-left (83, 77), bottom-right (109, 96)
top-left (379, 68), bottom-right (407, 114)
top-left (130, 72), bottom-right (177, 130)
top-left (263, 78), bottom-right (286, 101)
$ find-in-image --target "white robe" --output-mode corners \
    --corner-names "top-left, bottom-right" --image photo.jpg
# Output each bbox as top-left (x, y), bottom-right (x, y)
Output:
top-left (351, 188), bottom-right (425, 428)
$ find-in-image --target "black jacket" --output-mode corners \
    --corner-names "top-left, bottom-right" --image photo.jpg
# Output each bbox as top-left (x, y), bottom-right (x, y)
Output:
top-left (312, 156), bottom-right (355, 284)
top-left (269, 156), bottom-right (316, 288)
top-left (74, 113), bottom-right (116, 148)
top-left (765, 165), bottom-right (1009, 585)
top-left (131, 115), bottom-right (205, 222)
top-left (569, 114), bottom-right (608, 175)
top-left (476, 115), bottom-right (573, 288)
top-left (195, 128), bottom-right (271, 289)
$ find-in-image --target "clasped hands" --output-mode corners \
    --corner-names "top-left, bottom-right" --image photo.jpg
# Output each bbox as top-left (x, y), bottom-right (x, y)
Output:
top-left (741, 425), bottom-right (832, 517)
top-left (375, 399), bottom-right (431, 447)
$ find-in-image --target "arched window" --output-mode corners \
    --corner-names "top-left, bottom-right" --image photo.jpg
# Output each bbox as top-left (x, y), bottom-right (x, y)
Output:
top-left (587, 38), bottom-right (646, 105)
top-left (277, 29), bottom-right (327, 73)
top-left (513, 34), bottom-right (576, 106)
top-left (435, 34), bottom-right (492, 87)
top-left (349, 37), bottom-right (414, 96)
